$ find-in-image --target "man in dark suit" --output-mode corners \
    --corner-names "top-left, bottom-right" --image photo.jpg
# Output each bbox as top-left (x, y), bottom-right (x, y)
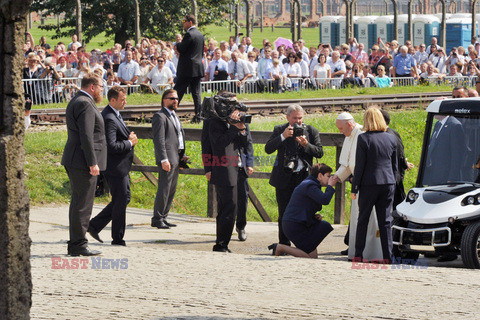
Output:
top-left (152, 89), bottom-right (189, 229)
top-left (265, 105), bottom-right (324, 246)
top-left (61, 73), bottom-right (107, 256)
top-left (174, 14), bottom-right (205, 123)
top-left (88, 86), bottom-right (137, 246)
top-left (207, 108), bottom-right (249, 252)
top-left (423, 115), bottom-right (466, 186)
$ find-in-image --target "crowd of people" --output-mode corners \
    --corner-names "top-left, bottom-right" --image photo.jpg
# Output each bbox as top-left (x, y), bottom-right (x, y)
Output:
top-left (23, 22), bottom-right (480, 107)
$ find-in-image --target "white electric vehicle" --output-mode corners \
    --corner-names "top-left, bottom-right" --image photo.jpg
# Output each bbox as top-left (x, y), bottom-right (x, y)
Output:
top-left (394, 98), bottom-right (480, 268)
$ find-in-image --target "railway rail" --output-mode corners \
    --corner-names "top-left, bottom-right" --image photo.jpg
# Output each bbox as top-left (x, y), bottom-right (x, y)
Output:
top-left (30, 91), bottom-right (450, 124)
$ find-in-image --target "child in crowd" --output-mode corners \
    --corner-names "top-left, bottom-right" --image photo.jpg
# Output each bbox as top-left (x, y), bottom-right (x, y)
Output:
top-left (270, 58), bottom-right (286, 92)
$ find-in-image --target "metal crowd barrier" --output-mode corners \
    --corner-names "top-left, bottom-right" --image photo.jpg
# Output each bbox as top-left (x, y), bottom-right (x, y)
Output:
top-left (23, 75), bottom-right (477, 106)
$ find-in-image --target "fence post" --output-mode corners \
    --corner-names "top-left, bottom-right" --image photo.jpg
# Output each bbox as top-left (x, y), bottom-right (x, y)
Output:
top-left (334, 145), bottom-right (346, 224)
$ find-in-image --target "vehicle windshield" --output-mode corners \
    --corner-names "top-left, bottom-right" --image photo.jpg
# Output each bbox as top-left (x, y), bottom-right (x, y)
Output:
top-left (421, 115), bottom-right (480, 186)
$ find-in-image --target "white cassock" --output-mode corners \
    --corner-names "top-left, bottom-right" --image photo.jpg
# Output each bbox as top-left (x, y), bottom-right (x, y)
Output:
top-left (336, 124), bottom-right (383, 260)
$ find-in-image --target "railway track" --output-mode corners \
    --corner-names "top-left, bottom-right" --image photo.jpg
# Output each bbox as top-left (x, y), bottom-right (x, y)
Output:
top-left (30, 91), bottom-right (450, 124)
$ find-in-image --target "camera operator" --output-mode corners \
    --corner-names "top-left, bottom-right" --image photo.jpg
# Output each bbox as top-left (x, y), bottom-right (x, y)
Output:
top-left (265, 104), bottom-right (324, 246)
top-left (205, 96), bottom-right (250, 252)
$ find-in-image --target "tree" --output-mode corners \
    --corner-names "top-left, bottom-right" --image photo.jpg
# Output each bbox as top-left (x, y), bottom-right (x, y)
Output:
top-left (0, 0), bottom-right (33, 319)
top-left (31, 0), bottom-right (234, 45)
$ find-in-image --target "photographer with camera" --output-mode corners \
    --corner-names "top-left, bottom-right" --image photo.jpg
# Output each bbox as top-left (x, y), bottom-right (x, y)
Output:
top-left (265, 105), bottom-right (324, 247)
top-left (201, 93), bottom-right (251, 252)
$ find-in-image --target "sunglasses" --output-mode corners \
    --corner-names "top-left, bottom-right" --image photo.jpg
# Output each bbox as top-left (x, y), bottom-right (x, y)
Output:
top-left (166, 97), bottom-right (178, 101)
top-left (157, 60), bottom-right (165, 63)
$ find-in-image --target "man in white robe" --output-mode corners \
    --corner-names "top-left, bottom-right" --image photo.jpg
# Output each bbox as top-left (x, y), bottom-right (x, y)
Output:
top-left (333, 112), bottom-right (383, 260)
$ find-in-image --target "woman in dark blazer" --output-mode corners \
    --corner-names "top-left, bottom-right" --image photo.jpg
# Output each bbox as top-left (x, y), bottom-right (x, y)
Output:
top-left (269, 163), bottom-right (336, 258)
top-left (352, 107), bottom-right (397, 263)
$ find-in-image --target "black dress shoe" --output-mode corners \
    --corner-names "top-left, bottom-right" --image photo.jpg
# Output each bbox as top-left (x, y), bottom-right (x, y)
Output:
top-left (236, 228), bottom-right (247, 241)
top-left (87, 227), bottom-right (103, 243)
top-left (111, 240), bottom-right (126, 246)
top-left (163, 219), bottom-right (177, 227)
top-left (151, 220), bottom-right (170, 229)
top-left (268, 243), bottom-right (278, 256)
top-left (340, 249), bottom-right (348, 255)
top-left (68, 246), bottom-right (101, 257)
top-left (190, 115), bottom-right (201, 124)
top-left (212, 244), bottom-right (231, 253)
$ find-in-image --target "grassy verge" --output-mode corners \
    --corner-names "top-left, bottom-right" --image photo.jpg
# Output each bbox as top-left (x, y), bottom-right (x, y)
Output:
top-left (32, 85), bottom-right (452, 110)
top-left (30, 19), bottom-right (321, 52)
top-left (25, 108), bottom-right (427, 224)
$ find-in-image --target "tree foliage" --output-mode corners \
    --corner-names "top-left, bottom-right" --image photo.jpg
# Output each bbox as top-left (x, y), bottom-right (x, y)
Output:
top-left (32, 0), bottom-right (236, 45)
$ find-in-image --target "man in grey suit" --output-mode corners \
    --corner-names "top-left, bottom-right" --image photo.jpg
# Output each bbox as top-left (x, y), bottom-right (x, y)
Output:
top-left (61, 73), bottom-right (107, 256)
top-left (151, 89), bottom-right (189, 229)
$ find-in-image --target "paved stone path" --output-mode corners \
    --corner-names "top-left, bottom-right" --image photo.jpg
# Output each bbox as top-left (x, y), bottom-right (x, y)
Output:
top-left (30, 205), bottom-right (479, 320)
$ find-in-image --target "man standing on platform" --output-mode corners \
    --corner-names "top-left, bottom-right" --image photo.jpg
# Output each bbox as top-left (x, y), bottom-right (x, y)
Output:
top-left (88, 86), bottom-right (137, 246)
top-left (151, 89), bottom-right (189, 229)
top-left (62, 73), bottom-right (106, 256)
top-left (265, 105), bottom-right (323, 246)
top-left (174, 14), bottom-right (205, 123)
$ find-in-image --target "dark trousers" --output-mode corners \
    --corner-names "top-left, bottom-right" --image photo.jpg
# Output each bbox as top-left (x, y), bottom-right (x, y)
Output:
top-left (65, 166), bottom-right (97, 248)
top-left (236, 169), bottom-right (249, 230)
top-left (89, 174), bottom-right (131, 242)
top-left (215, 184), bottom-right (238, 249)
top-left (275, 171), bottom-right (307, 245)
top-left (153, 164), bottom-right (180, 222)
top-left (393, 180), bottom-right (406, 210)
top-left (355, 184), bottom-right (395, 262)
top-left (174, 76), bottom-right (202, 116)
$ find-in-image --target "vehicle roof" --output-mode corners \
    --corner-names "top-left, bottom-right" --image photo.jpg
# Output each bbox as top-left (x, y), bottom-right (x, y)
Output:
top-left (427, 98), bottom-right (480, 115)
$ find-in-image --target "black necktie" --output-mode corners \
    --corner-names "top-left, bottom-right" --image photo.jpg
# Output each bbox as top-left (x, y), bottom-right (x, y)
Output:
top-left (117, 112), bottom-right (127, 129)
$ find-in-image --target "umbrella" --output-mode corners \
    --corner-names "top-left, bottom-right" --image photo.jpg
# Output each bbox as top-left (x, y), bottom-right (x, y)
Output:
top-left (274, 37), bottom-right (294, 50)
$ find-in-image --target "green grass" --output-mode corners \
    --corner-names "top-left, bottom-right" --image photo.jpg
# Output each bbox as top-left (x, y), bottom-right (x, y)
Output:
top-left (25, 108), bottom-right (427, 224)
top-left (29, 18), bottom-right (319, 51)
top-left (32, 85), bottom-right (452, 110)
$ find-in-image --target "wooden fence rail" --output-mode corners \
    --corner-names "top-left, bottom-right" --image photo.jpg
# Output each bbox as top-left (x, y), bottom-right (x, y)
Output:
top-left (128, 126), bottom-right (346, 224)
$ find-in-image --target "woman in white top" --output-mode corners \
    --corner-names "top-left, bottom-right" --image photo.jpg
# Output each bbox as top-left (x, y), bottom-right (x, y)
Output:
top-left (247, 51), bottom-right (258, 80)
top-left (147, 57), bottom-right (173, 93)
top-left (313, 53), bottom-right (331, 88)
top-left (283, 53), bottom-right (301, 89)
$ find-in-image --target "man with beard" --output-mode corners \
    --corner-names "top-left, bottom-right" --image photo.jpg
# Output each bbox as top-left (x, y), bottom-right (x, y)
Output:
top-left (151, 89), bottom-right (189, 229)
top-left (62, 73), bottom-right (107, 256)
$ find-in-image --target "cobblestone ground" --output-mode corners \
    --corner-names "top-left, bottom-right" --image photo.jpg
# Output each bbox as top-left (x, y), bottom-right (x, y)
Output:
top-left (30, 206), bottom-right (480, 320)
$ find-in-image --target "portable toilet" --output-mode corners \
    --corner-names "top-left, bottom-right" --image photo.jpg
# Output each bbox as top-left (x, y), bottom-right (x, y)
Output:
top-left (476, 14), bottom-right (480, 39)
top-left (319, 16), bottom-right (340, 47)
top-left (376, 15), bottom-right (394, 43)
top-left (356, 16), bottom-right (377, 49)
top-left (450, 13), bottom-right (471, 19)
top-left (446, 18), bottom-right (474, 52)
top-left (413, 15), bottom-right (440, 46)
top-left (397, 14), bottom-right (409, 45)
top-left (338, 16), bottom-right (358, 45)
top-left (434, 13), bottom-right (452, 22)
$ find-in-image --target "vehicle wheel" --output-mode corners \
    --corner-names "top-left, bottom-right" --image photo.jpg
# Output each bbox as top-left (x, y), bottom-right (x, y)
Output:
top-left (460, 221), bottom-right (480, 269)
top-left (392, 218), bottom-right (419, 264)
